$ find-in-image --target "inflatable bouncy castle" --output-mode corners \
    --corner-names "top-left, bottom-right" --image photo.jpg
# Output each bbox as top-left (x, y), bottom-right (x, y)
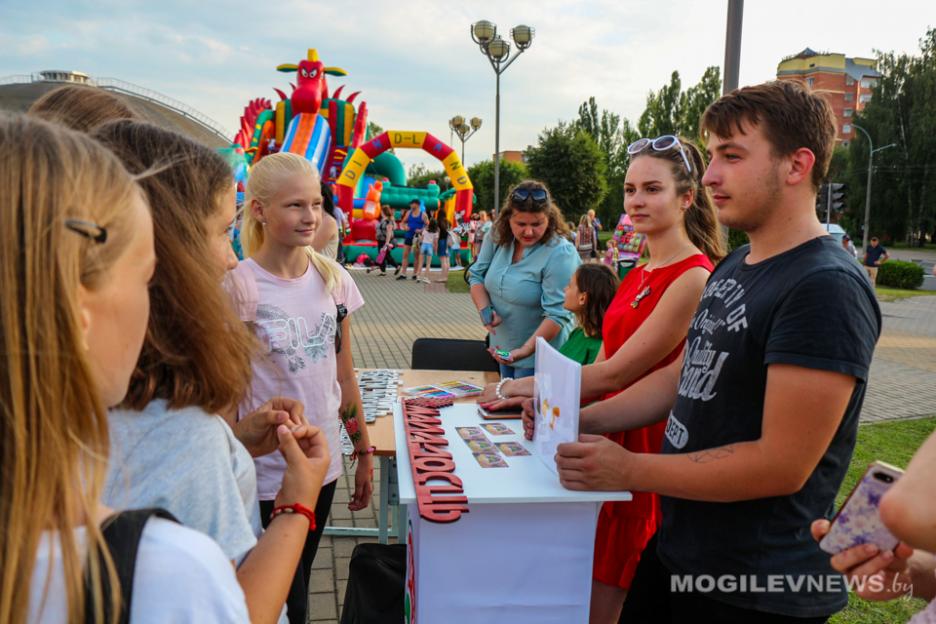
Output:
top-left (230, 48), bottom-right (474, 265)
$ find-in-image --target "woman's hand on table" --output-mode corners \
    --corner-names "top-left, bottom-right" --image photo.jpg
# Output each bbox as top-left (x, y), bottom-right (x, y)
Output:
top-left (479, 382), bottom-right (501, 403)
top-left (349, 453), bottom-right (374, 511)
top-left (479, 396), bottom-right (526, 413)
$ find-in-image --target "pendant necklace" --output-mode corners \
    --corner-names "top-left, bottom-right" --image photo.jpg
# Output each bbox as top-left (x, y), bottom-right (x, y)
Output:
top-left (630, 249), bottom-right (689, 309)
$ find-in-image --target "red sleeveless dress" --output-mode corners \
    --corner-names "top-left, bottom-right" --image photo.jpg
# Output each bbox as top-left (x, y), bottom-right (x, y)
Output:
top-left (592, 253), bottom-right (713, 590)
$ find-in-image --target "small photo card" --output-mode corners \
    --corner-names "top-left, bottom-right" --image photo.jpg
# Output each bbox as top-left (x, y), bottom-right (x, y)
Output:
top-left (495, 442), bottom-right (531, 457)
top-left (481, 423), bottom-right (514, 436)
top-left (473, 452), bottom-right (508, 468)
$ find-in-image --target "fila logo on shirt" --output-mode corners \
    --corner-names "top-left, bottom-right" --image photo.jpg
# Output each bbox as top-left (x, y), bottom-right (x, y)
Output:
top-left (256, 308), bottom-right (335, 353)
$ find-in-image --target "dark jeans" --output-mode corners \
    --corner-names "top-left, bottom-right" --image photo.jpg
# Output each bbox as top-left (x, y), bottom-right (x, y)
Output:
top-left (259, 479), bottom-right (337, 624)
top-left (619, 536), bottom-right (829, 624)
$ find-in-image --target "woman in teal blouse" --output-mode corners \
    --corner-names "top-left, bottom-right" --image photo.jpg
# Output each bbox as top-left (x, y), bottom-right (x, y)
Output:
top-left (468, 181), bottom-right (580, 378)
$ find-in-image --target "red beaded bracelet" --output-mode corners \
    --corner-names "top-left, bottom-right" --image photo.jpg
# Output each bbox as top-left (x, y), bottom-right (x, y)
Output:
top-left (270, 503), bottom-right (317, 531)
top-left (351, 445), bottom-right (377, 463)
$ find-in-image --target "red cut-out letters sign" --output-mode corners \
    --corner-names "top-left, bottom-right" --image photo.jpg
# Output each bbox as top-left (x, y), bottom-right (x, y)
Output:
top-left (402, 398), bottom-right (468, 523)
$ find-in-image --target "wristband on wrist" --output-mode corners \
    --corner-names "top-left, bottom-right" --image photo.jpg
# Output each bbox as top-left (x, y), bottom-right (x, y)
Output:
top-left (351, 445), bottom-right (376, 463)
top-left (479, 305), bottom-right (495, 326)
top-left (270, 503), bottom-right (317, 531)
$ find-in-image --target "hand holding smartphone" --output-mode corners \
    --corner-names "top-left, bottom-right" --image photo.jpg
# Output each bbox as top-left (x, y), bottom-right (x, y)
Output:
top-left (819, 461), bottom-right (904, 555)
top-left (494, 348), bottom-right (513, 362)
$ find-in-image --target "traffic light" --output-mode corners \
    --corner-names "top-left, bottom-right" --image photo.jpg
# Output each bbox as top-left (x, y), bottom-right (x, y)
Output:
top-left (829, 183), bottom-right (845, 212)
top-left (817, 182), bottom-right (846, 222)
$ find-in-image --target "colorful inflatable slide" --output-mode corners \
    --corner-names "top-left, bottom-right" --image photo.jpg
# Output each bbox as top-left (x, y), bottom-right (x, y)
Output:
top-left (230, 48), bottom-right (475, 265)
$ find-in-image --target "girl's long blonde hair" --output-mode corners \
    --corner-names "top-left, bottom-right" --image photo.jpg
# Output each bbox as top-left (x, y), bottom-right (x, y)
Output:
top-left (241, 152), bottom-right (341, 292)
top-left (0, 113), bottom-right (141, 624)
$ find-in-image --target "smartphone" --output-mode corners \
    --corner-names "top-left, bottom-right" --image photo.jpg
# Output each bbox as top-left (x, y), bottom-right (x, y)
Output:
top-left (477, 405), bottom-right (523, 420)
top-left (819, 461), bottom-right (904, 555)
top-left (494, 348), bottom-right (513, 361)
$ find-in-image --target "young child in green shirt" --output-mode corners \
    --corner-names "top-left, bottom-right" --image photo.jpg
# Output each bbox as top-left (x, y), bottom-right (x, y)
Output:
top-left (559, 263), bottom-right (618, 365)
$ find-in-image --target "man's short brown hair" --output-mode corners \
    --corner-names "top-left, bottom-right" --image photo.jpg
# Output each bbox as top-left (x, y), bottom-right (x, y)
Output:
top-left (701, 80), bottom-right (836, 190)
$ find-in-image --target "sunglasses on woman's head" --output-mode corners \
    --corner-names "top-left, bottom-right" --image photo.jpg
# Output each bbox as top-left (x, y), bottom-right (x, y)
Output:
top-left (627, 135), bottom-right (692, 174)
top-left (511, 187), bottom-right (548, 206)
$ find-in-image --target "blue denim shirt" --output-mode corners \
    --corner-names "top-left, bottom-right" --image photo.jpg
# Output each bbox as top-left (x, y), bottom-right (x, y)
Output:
top-left (468, 234), bottom-right (580, 368)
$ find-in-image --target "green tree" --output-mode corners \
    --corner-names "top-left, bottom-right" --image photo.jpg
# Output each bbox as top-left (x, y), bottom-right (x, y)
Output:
top-left (407, 163), bottom-right (446, 189)
top-left (467, 159), bottom-right (529, 214)
top-left (638, 71), bottom-right (682, 137)
top-left (575, 97), bottom-right (640, 224)
top-left (678, 66), bottom-right (722, 141)
top-left (525, 123), bottom-right (608, 222)
top-left (844, 28), bottom-right (936, 244)
top-left (366, 121), bottom-right (384, 139)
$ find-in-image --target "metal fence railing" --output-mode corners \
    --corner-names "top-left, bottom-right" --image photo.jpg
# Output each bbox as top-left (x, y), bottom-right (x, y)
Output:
top-left (0, 73), bottom-right (231, 141)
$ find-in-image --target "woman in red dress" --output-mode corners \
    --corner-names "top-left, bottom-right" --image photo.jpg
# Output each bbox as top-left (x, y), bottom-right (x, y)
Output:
top-left (480, 135), bottom-right (725, 622)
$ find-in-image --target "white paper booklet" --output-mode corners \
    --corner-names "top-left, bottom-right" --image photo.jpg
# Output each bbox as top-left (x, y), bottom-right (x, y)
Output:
top-left (533, 336), bottom-right (582, 473)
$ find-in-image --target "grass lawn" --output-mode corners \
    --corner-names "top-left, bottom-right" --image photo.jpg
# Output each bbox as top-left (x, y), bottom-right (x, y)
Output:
top-left (829, 416), bottom-right (935, 623)
top-left (875, 286), bottom-right (936, 302)
top-left (887, 242), bottom-right (934, 250)
top-left (446, 269), bottom-right (470, 293)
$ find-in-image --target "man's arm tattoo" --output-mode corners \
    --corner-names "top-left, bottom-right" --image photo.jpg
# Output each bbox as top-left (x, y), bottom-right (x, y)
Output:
top-left (687, 445), bottom-right (736, 464)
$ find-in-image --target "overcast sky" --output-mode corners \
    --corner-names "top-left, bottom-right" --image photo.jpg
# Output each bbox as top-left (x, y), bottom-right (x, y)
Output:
top-left (2, 1), bottom-right (934, 172)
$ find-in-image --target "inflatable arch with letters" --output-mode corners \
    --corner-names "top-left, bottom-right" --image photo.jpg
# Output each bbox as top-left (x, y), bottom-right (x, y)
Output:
top-left (335, 130), bottom-right (473, 219)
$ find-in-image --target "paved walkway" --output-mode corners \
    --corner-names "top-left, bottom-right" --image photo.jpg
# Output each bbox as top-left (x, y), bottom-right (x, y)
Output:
top-left (309, 269), bottom-right (936, 622)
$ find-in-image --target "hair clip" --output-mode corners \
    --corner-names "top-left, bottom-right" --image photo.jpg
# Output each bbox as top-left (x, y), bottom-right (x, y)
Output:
top-left (65, 219), bottom-right (108, 244)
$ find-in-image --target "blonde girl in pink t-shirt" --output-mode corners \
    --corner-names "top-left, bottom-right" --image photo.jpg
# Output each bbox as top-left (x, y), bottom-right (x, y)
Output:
top-left (237, 152), bottom-right (374, 624)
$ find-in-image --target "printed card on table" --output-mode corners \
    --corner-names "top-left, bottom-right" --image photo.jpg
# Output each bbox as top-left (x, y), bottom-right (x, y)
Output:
top-left (473, 452), bottom-right (508, 468)
top-left (433, 380), bottom-right (485, 397)
top-left (481, 423), bottom-right (513, 436)
top-left (466, 439), bottom-right (496, 453)
top-left (456, 426), bottom-right (487, 441)
top-left (533, 336), bottom-right (582, 473)
top-left (403, 381), bottom-right (481, 399)
top-left (495, 442), bottom-right (531, 457)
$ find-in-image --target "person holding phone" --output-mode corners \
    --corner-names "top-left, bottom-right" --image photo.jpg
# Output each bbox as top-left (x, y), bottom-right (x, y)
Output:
top-left (468, 180), bottom-right (579, 379)
top-left (811, 431), bottom-right (936, 622)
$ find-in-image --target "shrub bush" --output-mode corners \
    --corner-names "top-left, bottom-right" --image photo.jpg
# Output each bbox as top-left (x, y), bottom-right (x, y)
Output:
top-left (876, 260), bottom-right (924, 289)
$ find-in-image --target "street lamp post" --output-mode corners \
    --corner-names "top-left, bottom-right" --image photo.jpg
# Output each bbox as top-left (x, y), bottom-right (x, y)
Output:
top-left (853, 123), bottom-right (897, 252)
top-left (722, 0), bottom-right (744, 94)
top-left (471, 21), bottom-right (534, 213)
top-left (449, 116), bottom-right (483, 163)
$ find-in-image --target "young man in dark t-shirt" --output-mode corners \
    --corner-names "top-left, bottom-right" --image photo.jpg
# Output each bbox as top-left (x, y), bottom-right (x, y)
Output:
top-left (555, 81), bottom-right (881, 623)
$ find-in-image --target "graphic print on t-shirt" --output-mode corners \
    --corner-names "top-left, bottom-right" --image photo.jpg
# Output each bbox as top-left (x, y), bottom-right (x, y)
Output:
top-left (667, 276), bottom-right (748, 449)
top-left (255, 303), bottom-right (336, 373)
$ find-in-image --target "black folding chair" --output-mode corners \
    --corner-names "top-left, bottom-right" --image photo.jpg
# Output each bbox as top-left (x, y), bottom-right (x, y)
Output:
top-left (410, 337), bottom-right (499, 372)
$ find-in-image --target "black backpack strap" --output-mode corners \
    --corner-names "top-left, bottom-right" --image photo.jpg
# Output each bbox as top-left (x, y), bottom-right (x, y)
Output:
top-left (83, 508), bottom-right (179, 624)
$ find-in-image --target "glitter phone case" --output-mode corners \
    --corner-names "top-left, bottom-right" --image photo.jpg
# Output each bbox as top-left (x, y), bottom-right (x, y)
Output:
top-left (819, 461), bottom-right (904, 555)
